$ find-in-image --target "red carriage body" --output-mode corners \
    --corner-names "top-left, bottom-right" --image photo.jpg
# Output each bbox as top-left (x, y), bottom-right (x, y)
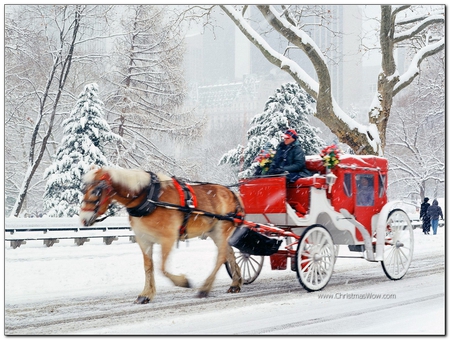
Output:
top-left (239, 155), bottom-right (388, 239)
top-left (230, 154), bottom-right (413, 291)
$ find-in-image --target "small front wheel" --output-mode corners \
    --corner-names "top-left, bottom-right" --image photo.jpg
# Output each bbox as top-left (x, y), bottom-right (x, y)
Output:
top-left (381, 209), bottom-right (414, 280)
top-left (296, 225), bottom-right (335, 292)
top-left (225, 248), bottom-right (264, 285)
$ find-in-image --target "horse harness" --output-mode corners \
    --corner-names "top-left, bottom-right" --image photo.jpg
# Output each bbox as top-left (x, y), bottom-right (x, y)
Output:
top-left (124, 172), bottom-right (242, 242)
top-left (126, 172), bottom-right (161, 217)
top-left (171, 177), bottom-right (198, 240)
top-left (85, 171), bottom-right (244, 241)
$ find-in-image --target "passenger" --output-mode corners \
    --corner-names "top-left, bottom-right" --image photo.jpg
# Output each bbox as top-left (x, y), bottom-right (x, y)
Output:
top-left (268, 129), bottom-right (311, 182)
top-left (356, 176), bottom-right (374, 206)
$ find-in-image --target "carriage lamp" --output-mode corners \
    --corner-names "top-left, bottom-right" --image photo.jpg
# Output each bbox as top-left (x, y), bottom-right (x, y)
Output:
top-left (326, 171), bottom-right (337, 193)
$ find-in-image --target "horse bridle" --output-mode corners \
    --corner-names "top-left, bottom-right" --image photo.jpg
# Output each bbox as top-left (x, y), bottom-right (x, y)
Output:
top-left (81, 177), bottom-right (116, 217)
top-left (81, 172), bottom-right (157, 223)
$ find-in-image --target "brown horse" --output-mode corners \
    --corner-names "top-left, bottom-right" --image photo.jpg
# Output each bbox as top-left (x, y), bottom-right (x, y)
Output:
top-left (79, 166), bottom-right (243, 304)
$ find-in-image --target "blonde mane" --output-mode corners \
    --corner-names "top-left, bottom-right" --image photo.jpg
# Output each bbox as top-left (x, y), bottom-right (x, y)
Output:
top-left (83, 167), bottom-right (173, 193)
top-left (106, 168), bottom-right (151, 194)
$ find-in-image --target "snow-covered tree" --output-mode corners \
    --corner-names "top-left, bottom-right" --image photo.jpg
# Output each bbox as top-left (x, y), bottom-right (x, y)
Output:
top-left (220, 82), bottom-right (324, 178)
top-left (219, 5), bottom-right (445, 155)
top-left (385, 56), bottom-right (445, 202)
top-left (43, 83), bottom-right (121, 217)
top-left (6, 5), bottom-right (84, 217)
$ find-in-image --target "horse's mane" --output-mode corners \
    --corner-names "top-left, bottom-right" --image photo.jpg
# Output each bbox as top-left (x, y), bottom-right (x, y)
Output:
top-left (106, 168), bottom-right (151, 194)
top-left (84, 167), bottom-right (172, 194)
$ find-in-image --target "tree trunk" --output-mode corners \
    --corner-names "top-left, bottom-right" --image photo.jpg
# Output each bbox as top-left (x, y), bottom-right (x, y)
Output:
top-left (11, 7), bottom-right (81, 217)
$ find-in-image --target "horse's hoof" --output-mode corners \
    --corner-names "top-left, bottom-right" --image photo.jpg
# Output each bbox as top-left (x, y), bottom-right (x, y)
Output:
top-left (227, 286), bottom-right (241, 293)
top-left (197, 291), bottom-right (209, 298)
top-left (182, 280), bottom-right (191, 288)
top-left (134, 296), bottom-right (150, 304)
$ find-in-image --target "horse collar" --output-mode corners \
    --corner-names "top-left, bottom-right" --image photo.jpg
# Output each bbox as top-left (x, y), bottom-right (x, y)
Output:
top-left (126, 172), bottom-right (161, 217)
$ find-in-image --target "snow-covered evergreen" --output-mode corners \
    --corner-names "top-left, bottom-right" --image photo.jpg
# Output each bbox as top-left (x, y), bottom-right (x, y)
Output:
top-left (43, 83), bottom-right (121, 217)
top-left (220, 83), bottom-right (325, 178)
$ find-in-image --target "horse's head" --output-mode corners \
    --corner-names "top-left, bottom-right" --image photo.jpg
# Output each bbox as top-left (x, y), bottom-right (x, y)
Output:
top-left (80, 167), bottom-right (115, 226)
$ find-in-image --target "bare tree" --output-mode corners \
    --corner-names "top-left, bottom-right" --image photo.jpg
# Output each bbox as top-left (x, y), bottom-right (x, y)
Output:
top-left (6, 5), bottom-right (84, 217)
top-left (386, 55), bottom-right (445, 201)
top-left (219, 5), bottom-right (445, 155)
top-left (103, 5), bottom-right (203, 173)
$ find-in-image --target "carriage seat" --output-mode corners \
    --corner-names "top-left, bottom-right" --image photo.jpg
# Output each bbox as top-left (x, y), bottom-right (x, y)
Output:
top-left (289, 175), bottom-right (327, 189)
top-left (287, 175), bottom-right (327, 217)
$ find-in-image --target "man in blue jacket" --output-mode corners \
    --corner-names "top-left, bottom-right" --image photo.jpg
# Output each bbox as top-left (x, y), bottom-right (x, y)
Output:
top-left (268, 129), bottom-right (310, 182)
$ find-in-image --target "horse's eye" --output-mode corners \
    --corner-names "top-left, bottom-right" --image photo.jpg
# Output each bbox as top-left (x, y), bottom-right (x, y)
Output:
top-left (92, 187), bottom-right (102, 197)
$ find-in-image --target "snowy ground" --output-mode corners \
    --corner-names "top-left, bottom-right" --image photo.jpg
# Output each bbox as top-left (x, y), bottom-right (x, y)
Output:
top-left (4, 224), bottom-right (445, 335)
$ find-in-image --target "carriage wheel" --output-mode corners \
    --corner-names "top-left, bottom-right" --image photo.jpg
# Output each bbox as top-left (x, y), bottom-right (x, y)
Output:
top-left (296, 225), bottom-right (335, 292)
top-left (381, 209), bottom-right (414, 280)
top-left (225, 248), bottom-right (264, 285)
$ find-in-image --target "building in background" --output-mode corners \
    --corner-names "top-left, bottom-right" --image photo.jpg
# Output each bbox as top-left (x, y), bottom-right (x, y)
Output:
top-left (184, 5), bottom-right (376, 125)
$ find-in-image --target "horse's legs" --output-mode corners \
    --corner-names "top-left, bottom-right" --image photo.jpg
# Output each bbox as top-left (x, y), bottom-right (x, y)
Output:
top-left (198, 222), bottom-right (242, 297)
top-left (135, 242), bottom-right (156, 304)
top-left (225, 244), bottom-right (243, 293)
top-left (160, 237), bottom-right (191, 289)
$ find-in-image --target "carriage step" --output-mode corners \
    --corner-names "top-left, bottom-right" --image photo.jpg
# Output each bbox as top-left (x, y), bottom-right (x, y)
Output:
top-left (348, 245), bottom-right (365, 252)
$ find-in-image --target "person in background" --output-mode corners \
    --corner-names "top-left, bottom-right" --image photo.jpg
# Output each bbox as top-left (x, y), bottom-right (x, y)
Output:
top-left (420, 197), bottom-right (431, 235)
top-left (427, 199), bottom-right (444, 235)
top-left (268, 129), bottom-right (311, 182)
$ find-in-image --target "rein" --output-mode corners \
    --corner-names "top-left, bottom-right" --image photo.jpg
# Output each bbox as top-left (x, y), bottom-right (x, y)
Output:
top-left (84, 172), bottom-right (245, 233)
top-left (146, 199), bottom-right (245, 224)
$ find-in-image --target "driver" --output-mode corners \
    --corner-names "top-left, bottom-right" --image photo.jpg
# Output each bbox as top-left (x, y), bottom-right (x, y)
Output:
top-left (268, 129), bottom-right (310, 182)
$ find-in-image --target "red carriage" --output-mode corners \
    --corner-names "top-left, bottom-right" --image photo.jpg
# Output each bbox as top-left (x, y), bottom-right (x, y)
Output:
top-left (226, 154), bottom-right (414, 291)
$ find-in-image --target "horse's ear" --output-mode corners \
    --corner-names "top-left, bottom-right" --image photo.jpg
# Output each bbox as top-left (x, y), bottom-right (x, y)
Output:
top-left (90, 164), bottom-right (100, 171)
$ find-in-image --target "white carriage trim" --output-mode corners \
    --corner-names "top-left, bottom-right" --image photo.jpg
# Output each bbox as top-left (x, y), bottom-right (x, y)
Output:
top-left (374, 201), bottom-right (409, 261)
top-left (340, 209), bottom-right (375, 261)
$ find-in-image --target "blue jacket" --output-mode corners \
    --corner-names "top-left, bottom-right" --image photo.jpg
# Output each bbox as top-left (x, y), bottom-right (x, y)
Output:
top-left (427, 199), bottom-right (443, 220)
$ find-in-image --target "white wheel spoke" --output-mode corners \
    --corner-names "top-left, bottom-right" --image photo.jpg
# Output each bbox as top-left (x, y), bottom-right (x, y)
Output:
top-left (297, 226), bottom-right (335, 291)
top-left (381, 210), bottom-right (414, 280)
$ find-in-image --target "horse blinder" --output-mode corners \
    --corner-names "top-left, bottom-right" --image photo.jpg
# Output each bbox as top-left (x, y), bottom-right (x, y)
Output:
top-left (82, 177), bottom-right (113, 212)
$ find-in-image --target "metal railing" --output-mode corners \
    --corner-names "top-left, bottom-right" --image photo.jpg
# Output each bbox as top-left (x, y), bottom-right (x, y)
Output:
top-left (5, 217), bottom-right (134, 249)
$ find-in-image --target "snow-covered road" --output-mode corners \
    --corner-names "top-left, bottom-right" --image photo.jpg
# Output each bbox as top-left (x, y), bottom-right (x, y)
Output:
top-left (5, 226), bottom-right (445, 335)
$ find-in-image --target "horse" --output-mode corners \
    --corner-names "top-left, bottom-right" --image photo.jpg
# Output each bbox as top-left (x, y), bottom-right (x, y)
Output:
top-left (79, 166), bottom-right (243, 304)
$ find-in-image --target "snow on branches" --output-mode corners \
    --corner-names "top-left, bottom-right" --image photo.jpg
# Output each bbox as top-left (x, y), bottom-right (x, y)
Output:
top-left (219, 82), bottom-right (325, 178)
top-left (43, 83), bottom-right (121, 217)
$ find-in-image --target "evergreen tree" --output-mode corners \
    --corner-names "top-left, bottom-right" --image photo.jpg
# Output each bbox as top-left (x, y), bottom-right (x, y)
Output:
top-left (220, 83), bottom-right (325, 178)
top-left (43, 83), bottom-right (121, 217)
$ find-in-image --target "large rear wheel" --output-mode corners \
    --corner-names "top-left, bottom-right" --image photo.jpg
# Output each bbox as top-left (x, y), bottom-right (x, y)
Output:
top-left (225, 247), bottom-right (264, 284)
top-left (381, 209), bottom-right (414, 280)
top-left (296, 225), bottom-right (335, 292)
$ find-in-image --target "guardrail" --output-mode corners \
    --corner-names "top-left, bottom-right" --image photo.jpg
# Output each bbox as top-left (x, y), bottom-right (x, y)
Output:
top-left (411, 219), bottom-right (445, 229)
top-left (5, 217), bottom-right (134, 249)
top-left (5, 216), bottom-right (444, 249)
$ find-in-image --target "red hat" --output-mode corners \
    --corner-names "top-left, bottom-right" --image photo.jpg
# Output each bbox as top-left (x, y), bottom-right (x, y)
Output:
top-left (284, 129), bottom-right (298, 139)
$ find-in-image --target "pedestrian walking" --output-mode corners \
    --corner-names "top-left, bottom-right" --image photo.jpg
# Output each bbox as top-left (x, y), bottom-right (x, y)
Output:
top-left (427, 199), bottom-right (444, 235)
top-left (420, 197), bottom-right (431, 235)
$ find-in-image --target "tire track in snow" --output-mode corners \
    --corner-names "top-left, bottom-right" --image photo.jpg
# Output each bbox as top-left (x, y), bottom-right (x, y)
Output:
top-left (5, 256), bottom-right (444, 334)
top-left (238, 292), bottom-right (444, 335)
